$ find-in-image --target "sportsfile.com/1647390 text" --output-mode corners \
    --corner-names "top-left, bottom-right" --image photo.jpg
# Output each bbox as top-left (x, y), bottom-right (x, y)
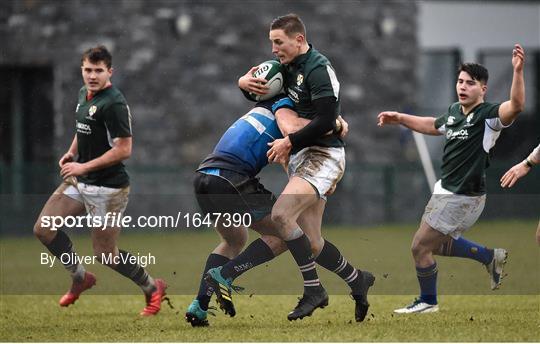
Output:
top-left (39, 212), bottom-right (252, 230)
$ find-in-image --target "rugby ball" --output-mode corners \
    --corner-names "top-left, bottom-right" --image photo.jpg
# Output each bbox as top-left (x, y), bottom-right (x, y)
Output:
top-left (249, 60), bottom-right (284, 101)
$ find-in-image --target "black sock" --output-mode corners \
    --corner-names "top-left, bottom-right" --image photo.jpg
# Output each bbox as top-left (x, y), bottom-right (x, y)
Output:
top-left (114, 249), bottom-right (155, 294)
top-left (45, 230), bottom-right (85, 281)
top-left (316, 240), bottom-right (362, 294)
top-left (220, 239), bottom-right (275, 281)
top-left (196, 253), bottom-right (230, 311)
top-left (285, 233), bottom-right (322, 294)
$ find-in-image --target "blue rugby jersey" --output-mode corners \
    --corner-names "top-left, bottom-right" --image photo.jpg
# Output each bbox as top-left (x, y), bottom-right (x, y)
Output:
top-left (197, 96), bottom-right (294, 177)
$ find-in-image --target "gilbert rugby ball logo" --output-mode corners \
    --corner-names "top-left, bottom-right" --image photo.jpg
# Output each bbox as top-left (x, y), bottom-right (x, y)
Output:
top-left (88, 105), bottom-right (97, 117)
top-left (296, 74), bottom-right (304, 86)
top-left (466, 113), bottom-right (474, 123)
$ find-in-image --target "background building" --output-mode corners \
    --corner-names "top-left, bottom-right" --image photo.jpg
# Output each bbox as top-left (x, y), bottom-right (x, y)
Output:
top-left (0, 0), bottom-right (538, 232)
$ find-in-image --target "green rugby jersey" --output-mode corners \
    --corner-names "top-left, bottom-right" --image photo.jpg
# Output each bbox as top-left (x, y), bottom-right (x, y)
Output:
top-left (75, 85), bottom-right (132, 188)
top-left (434, 101), bottom-right (506, 196)
top-left (283, 45), bottom-right (344, 151)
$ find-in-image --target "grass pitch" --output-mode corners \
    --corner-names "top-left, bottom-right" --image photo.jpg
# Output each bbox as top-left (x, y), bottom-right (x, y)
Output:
top-left (1, 295), bottom-right (538, 342)
top-left (1, 220), bottom-right (539, 341)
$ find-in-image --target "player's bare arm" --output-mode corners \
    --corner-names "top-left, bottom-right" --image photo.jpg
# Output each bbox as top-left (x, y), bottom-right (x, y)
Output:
top-left (337, 115), bottom-right (348, 138)
top-left (498, 44), bottom-right (525, 125)
top-left (500, 161), bottom-right (530, 188)
top-left (60, 137), bottom-right (132, 178)
top-left (59, 135), bottom-right (78, 167)
top-left (377, 111), bottom-right (441, 136)
top-left (238, 66), bottom-right (270, 96)
top-left (268, 96), bottom-right (340, 164)
top-left (267, 134), bottom-right (292, 165)
top-left (500, 143), bottom-right (539, 188)
top-left (269, 110), bottom-right (347, 164)
top-left (268, 109), bottom-right (314, 164)
top-left (274, 108), bottom-right (310, 136)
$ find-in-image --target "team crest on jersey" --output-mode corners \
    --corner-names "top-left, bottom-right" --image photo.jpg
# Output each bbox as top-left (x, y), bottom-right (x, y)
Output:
top-left (296, 74), bottom-right (304, 86)
top-left (88, 105), bottom-right (97, 117)
top-left (447, 116), bottom-right (455, 125)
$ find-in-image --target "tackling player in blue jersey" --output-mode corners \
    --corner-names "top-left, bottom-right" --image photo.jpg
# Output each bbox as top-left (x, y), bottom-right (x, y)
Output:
top-left (186, 96), bottom-right (309, 326)
top-left (186, 96), bottom-right (367, 326)
top-left (197, 97), bottom-right (291, 179)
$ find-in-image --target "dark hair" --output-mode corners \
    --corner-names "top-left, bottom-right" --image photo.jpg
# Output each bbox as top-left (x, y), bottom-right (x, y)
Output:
top-left (270, 13), bottom-right (306, 39)
top-left (458, 63), bottom-right (489, 84)
top-left (81, 45), bottom-right (112, 68)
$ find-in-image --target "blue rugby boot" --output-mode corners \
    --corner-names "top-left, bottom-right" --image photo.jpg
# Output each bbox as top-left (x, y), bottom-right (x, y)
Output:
top-left (204, 266), bottom-right (244, 317)
top-left (185, 299), bottom-right (213, 327)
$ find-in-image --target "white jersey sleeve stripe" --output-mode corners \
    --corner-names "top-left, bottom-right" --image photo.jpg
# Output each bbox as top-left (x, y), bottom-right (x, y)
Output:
top-left (326, 65), bottom-right (340, 100)
top-left (483, 119), bottom-right (504, 153)
top-left (437, 124), bottom-right (446, 134)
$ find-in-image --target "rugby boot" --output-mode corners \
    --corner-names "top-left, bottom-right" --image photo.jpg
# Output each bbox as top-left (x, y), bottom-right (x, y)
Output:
top-left (486, 248), bottom-right (508, 290)
top-left (204, 266), bottom-right (244, 317)
top-left (352, 270), bottom-right (376, 322)
top-left (185, 299), bottom-right (214, 327)
top-left (59, 271), bottom-right (96, 307)
top-left (140, 279), bottom-right (168, 316)
top-left (287, 287), bottom-right (329, 321)
top-left (394, 298), bottom-right (439, 314)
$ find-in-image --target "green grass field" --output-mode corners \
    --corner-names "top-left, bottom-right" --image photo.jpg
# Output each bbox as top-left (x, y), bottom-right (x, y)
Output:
top-left (1, 220), bottom-right (539, 341)
top-left (1, 295), bottom-right (538, 342)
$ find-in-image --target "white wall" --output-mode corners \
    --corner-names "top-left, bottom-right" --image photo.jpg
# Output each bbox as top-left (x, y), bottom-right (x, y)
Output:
top-left (418, 1), bottom-right (540, 61)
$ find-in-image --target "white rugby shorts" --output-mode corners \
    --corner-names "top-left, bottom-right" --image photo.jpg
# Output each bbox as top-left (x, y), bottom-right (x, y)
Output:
top-left (58, 178), bottom-right (130, 228)
top-left (287, 146), bottom-right (345, 199)
top-left (423, 180), bottom-right (486, 239)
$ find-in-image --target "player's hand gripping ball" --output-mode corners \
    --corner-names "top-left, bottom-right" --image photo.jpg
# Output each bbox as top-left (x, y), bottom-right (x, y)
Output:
top-left (249, 60), bottom-right (284, 101)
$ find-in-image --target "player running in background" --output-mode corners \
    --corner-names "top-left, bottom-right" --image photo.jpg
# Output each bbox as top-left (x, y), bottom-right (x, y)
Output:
top-left (377, 44), bottom-right (525, 313)
top-left (227, 13), bottom-right (375, 322)
top-left (500, 143), bottom-right (540, 245)
top-left (33, 45), bottom-right (167, 316)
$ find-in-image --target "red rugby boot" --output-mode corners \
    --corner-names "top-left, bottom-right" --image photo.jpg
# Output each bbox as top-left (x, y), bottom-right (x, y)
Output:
top-left (59, 271), bottom-right (97, 307)
top-left (140, 279), bottom-right (168, 316)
